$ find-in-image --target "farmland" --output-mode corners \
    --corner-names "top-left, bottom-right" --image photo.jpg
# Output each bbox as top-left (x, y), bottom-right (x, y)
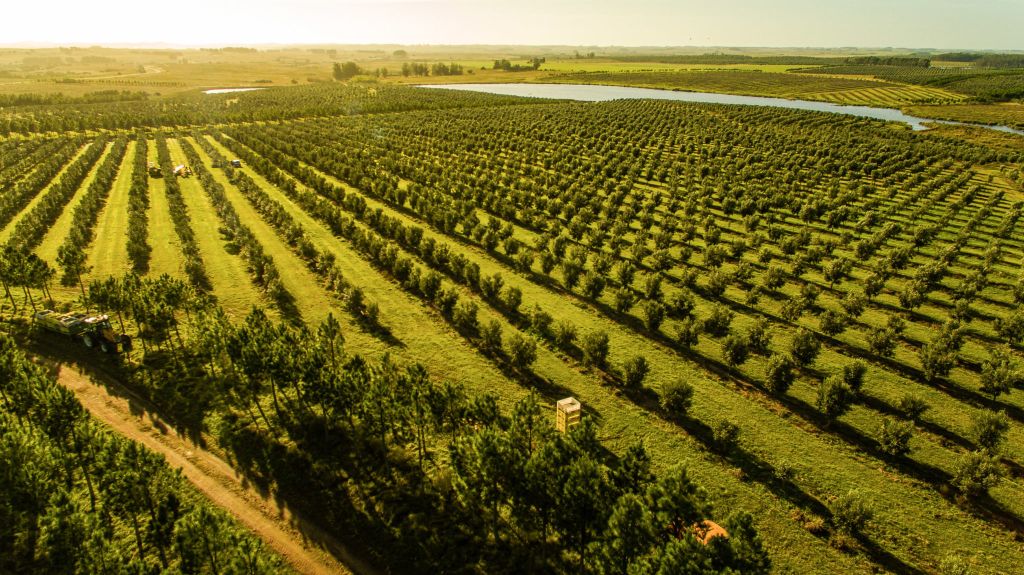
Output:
top-left (544, 70), bottom-right (965, 106)
top-left (2, 58), bottom-right (1024, 573)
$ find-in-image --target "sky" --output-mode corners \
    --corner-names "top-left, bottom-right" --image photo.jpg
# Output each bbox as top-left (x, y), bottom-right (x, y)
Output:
top-left (2, 0), bottom-right (1022, 50)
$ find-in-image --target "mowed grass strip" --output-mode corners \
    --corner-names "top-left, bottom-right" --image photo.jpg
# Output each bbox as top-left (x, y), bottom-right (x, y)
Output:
top-left (256, 129), bottom-right (1024, 575)
top-left (165, 139), bottom-right (270, 320)
top-left (88, 140), bottom-right (136, 280)
top-left (211, 133), bottom-right (879, 574)
top-left (144, 139), bottom-right (185, 278)
top-left (35, 142), bottom-right (113, 262)
top-left (0, 143), bottom-right (90, 244)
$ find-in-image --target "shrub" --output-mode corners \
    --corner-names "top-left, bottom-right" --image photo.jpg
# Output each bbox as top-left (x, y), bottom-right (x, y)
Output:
top-left (722, 333), bottom-right (750, 367)
top-left (789, 328), bottom-right (820, 367)
top-left (613, 288), bottom-right (635, 313)
top-left (951, 451), bottom-right (1002, 498)
top-left (876, 417), bottom-right (914, 457)
top-left (675, 317), bottom-right (700, 350)
top-left (970, 410), bottom-right (1009, 452)
top-left (816, 376), bottom-right (852, 422)
top-left (480, 319), bottom-right (503, 353)
top-left (581, 330), bottom-right (610, 369)
top-left (831, 491), bottom-right (873, 534)
top-left (660, 380), bottom-right (694, 418)
top-left (506, 333), bottom-right (537, 370)
top-left (553, 320), bottom-right (577, 350)
top-left (622, 355), bottom-right (651, 389)
top-left (703, 304), bottom-right (734, 337)
top-left (841, 361), bottom-right (867, 395)
top-left (746, 318), bottom-right (771, 356)
top-left (896, 394), bottom-right (930, 421)
top-left (501, 286), bottom-right (522, 314)
top-left (712, 420), bottom-right (741, 455)
top-left (642, 300), bottom-right (666, 331)
top-left (764, 353), bottom-right (795, 395)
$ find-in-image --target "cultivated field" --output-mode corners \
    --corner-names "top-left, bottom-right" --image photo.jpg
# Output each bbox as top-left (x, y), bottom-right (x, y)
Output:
top-left (1, 81), bottom-right (1023, 574)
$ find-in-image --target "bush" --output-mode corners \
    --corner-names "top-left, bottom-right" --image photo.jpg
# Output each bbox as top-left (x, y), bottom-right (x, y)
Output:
top-left (642, 300), bottom-right (666, 331)
top-left (951, 451), bottom-right (1002, 498)
top-left (970, 410), bottom-right (1009, 452)
top-left (553, 320), bottom-right (577, 350)
top-left (746, 318), bottom-right (771, 356)
top-left (660, 380), bottom-right (694, 418)
top-left (622, 355), bottom-right (651, 389)
top-left (479, 319), bottom-right (503, 353)
top-left (896, 394), bottom-right (930, 421)
top-left (816, 376), bottom-right (852, 422)
top-left (675, 317), bottom-right (700, 350)
top-left (841, 361), bottom-right (867, 394)
top-left (722, 333), bottom-right (750, 367)
top-left (613, 288), bottom-right (635, 313)
top-left (453, 301), bottom-right (479, 334)
top-left (789, 328), bottom-right (820, 366)
top-left (712, 420), bottom-right (740, 455)
top-left (501, 286), bottom-right (522, 314)
top-left (703, 304), bottom-right (734, 337)
top-left (876, 417), bottom-right (914, 456)
top-left (581, 330), bottom-right (610, 369)
top-left (506, 333), bottom-right (537, 370)
top-left (764, 353), bottom-right (795, 395)
top-left (831, 491), bottom-right (873, 534)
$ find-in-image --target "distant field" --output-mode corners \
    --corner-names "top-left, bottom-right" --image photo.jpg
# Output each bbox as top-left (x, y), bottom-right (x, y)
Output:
top-left (908, 102), bottom-right (1024, 130)
top-left (543, 70), bottom-right (965, 106)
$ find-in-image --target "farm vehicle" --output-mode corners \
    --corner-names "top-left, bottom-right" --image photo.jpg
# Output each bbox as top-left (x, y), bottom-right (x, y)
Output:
top-left (35, 310), bottom-right (133, 354)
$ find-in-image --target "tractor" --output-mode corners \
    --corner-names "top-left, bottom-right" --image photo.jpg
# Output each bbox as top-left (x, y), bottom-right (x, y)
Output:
top-left (35, 310), bottom-right (133, 354)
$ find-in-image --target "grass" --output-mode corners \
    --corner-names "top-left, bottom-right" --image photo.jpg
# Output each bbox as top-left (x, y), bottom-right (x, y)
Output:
top-left (165, 138), bottom-right (269, 320)
top-left (34, 142), bottom-right (113, 262)
top-left (143, 139), bottom-right (185, 278)
top-left (87, 140), bottom-right (136, 280)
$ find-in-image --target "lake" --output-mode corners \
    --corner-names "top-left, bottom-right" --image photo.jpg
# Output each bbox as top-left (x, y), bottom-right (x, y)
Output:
top-left (420, 83), bottom-right (1024, 136)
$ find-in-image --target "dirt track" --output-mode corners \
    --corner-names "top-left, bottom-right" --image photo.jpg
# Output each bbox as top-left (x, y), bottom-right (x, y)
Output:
top-left (55, 364), bottom-right (361, 575)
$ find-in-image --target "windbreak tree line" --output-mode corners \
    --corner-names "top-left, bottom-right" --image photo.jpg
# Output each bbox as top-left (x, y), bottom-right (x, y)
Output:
top-left (0, 333), bottom-right (285, 574)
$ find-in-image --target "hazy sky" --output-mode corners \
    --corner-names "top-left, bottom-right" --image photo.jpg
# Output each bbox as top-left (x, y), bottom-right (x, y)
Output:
top-left (3, 0), bottom-right (1022, 49)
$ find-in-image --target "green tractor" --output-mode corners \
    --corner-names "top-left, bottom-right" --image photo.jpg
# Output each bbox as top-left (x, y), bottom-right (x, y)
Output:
top-left (35, 310), bottom-right (133, 354)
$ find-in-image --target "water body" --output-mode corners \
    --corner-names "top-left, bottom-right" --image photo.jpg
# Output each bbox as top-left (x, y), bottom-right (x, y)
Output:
top-left (203, 87), bottom-right (267, 95)
top-left (420, 83), bottom-right (1024, 136)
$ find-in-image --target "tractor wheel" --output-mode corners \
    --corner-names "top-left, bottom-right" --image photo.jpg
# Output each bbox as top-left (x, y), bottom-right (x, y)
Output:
top-left (82, 334), bottom-right (95, 348)
top-left (100, 340), bottom-right (112, 353)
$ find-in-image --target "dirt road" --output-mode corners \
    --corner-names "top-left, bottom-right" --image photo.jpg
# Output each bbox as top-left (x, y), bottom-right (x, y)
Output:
top-left (55, 364), bottom-right (363, 575)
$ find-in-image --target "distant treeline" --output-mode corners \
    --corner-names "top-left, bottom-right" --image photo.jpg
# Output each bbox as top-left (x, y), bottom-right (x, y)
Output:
top-left (401, 61), bottom-right (465, 76)
top-left (0, 90), bottom-right (150, 107)
top-left (610, 54), bottom-right (840, 65)
top-left (842, 56), bottom-right (930, 67)
top-left (934, 53), bottom-right (1024, 68)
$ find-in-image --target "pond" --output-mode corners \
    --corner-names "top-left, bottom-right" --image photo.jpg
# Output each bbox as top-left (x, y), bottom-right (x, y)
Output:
top-left (202, 87), bottom-right (267, 95)
top-left (420, 83), bottom-right (1024, 136)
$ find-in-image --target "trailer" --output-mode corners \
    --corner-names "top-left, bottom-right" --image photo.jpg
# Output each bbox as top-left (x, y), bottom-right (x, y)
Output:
top-left (35, 310), bottom-right (132, 354)
top-left (148, 162), bottom-right (162, 177)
